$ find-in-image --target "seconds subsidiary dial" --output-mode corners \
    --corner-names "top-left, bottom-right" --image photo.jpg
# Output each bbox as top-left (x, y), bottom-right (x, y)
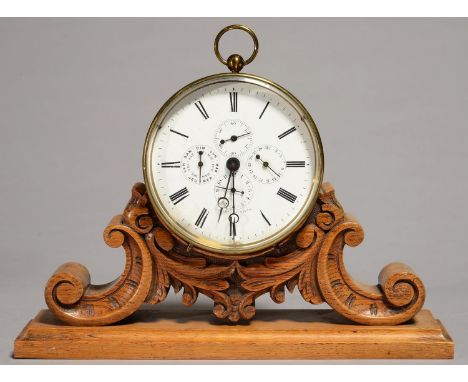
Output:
top-left (144, 74), bottom-right (323, 255)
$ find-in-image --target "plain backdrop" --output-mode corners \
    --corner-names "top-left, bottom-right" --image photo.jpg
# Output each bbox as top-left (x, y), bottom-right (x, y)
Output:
top-left (0, 18), bottom-right (467, 364)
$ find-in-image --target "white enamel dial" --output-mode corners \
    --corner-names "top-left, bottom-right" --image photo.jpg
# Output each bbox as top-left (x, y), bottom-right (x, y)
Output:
top-left (143, 74), bottom-right (323, 255)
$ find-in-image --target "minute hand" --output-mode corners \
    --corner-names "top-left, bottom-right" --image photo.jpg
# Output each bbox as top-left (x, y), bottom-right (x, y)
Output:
top-left (228, 171), bottom-right (239, 239)
top-left (234, 132), bottom-right (251, 139)
top-left (220, 132), bottom-right (251, 145)
top-left (256, 154), bottom-right (281, 178)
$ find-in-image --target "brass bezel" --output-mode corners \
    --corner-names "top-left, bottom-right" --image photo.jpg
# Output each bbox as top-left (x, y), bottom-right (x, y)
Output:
top-left (142, 73), bottom-right (324, 256)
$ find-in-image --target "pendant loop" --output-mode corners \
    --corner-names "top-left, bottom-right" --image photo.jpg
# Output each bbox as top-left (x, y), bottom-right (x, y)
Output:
top-left (214, 24), bottom-right (259, 73)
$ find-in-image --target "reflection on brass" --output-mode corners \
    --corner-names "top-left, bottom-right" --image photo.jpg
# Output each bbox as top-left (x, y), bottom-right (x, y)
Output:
top-left (214, 24), bottom-right (259, 73)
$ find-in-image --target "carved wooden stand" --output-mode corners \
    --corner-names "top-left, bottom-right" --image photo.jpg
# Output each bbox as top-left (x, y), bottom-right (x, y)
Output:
top-left (43, 182), bottom-right (426, 326)
top-left (13, 181), bottom-right (454, 359)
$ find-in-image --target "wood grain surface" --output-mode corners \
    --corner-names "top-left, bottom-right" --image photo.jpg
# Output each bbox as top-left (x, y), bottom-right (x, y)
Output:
top-left (14, 308), bottom-right (453, 360)
top-left (42, 182), bottom-right (427, 326)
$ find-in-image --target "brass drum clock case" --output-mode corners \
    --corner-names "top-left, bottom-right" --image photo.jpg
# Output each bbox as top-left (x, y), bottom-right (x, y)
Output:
top-left (143, 72), bottom-right (324, 258)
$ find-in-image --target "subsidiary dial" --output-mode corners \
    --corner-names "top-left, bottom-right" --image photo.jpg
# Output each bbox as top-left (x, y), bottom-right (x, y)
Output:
top-left (181, 145), bottom-right (220, 184)
top-left (214, 171), bottom-right (254, 215)
top-left (247, 145), bottom-right (286, 184)
top-left (214, 119), bottom-right (253, 157)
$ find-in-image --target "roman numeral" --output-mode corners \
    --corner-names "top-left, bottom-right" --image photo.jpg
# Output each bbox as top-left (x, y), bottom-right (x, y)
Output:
top-left (277, 188), bottom-right (297, 203)
top-left (169, 187), bottom-right (189, 205)
top-left (286, 161), bottom-right (305, 168)
top-left (195, 208), bottom-right (209, 228)
top-left (278, 126), bottom-right (296, 139)
top-left (230, 91), bottom-right (238, 112)
top-left (195, 101), bottom-right (209, 119)
top-left (169, 129), bottom-right (189, 138)
top-left (161, 161), bottom-right (181, 168)
top-left (260, 210), bottom-right (271, 226)
top-left (259, 101), bottom-right (270, 119)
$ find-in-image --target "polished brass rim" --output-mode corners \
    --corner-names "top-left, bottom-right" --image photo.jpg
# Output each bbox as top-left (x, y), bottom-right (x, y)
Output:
top-left (214, 24), bottom-right (259, 68)
top-left (142, 73), bottom-right (324, 257)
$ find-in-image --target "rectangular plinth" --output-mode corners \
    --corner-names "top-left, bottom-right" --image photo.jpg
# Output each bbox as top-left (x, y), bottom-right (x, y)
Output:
top-left (13, 308), bottom-right (453, 360)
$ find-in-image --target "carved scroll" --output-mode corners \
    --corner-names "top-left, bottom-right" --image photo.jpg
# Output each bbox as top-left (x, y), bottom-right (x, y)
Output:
top-left (314, 186), bottom-right (425, 325)
top-left (44, 182), bottom-right (426, 326)
top-left (44, 186), bottom-right (153, 326)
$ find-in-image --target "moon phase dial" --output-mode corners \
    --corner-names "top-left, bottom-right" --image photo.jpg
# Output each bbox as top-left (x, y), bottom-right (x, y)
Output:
top-left (214, 119), bottom-right (253, 157)
top-left (181, 145), bottom-right (220, 184)
top-left (247, 145), bottom-right (286, 184)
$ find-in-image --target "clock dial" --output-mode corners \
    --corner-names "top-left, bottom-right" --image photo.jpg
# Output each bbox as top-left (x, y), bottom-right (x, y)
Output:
top-left (180, 145), bottom-right (220, 184)
top-left (214, 119), bottom-right (253, 157)
top-left (247, 145), bottom-right (286, 184)
top-left (215, 171), bottom-right (254, 213)
top-left (144, 74), bottom-right (323, 255)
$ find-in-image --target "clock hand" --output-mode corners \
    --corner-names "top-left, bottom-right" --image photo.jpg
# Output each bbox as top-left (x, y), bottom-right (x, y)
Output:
top-left (223, 157), bottom-right (241, 234)
top-left (228, 170), bottom-right (239, 239)
top-left (216, 185), bottom-right (244, 195)
top-left (220, 132), bottom-right (251, 145)
top-left (232, 171), bottom-right (236, 213)
top-left (256, 154), bottom-right (281, 178)
top-left (198, 150), bottom-right (204, 183)
top-left (217, 171), bottom-right (232, 222)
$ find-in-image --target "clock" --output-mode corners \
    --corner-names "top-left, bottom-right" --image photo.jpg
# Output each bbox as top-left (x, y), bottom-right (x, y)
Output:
top-left (43, 24), bottom-right (426, 328)
top-left (143, 26), bottom-right (323, 257)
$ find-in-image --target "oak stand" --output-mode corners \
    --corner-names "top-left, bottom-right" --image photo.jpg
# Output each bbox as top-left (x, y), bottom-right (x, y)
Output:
top-left (13, 182), bottom-right (454, 359)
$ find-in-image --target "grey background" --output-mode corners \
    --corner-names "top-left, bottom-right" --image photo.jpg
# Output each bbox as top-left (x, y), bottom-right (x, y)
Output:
top-left (1, 18), bottom-right (467, 364)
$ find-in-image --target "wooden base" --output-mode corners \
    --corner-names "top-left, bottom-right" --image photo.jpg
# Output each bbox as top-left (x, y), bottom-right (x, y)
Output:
top-left (14, 307), bottom-right (453, 360)
top-left (44, 183), bottom-right (428, 327)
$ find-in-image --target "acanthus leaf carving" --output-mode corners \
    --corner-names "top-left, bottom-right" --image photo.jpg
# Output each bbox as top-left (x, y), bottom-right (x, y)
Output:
top-left (45, 181), bottom-right (426, 326)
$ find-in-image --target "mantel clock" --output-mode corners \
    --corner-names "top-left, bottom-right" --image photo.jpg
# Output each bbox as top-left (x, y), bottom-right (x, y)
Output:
top-left (42, 25), bottom-right (426, 326)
